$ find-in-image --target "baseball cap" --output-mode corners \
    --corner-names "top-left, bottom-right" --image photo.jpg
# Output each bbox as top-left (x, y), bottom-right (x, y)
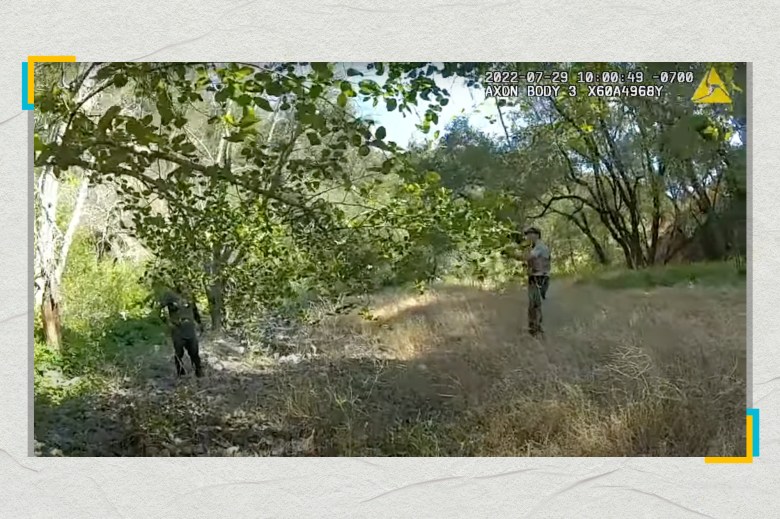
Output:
top-left (523, 226), bottom-right (541, 236)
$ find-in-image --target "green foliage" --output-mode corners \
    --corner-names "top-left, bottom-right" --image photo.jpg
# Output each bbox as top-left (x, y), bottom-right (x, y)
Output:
top-left (576, 261), bottom-right (746, 290)
top-left (62, 232), bottom-right (149, 333)
top-left (47, 231), bottom-right (161, 374)
top-left (33, 62), bottom-right (480, 328)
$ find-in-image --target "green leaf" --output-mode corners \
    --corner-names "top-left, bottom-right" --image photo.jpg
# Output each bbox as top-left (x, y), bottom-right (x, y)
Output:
top-left (306, 132), bottom-right (322, 146)
top-left (156, 96), bottom-right (175, 126)
top-left (239, 108), bottom-right (259, 128)
top-left (359, 145), bottom-right (370, 157)
top-left (95, 65), bottom-right (115, 81)
top-left (309, 84), bottom-right (323, 99)
top-left (311, 62), bottom-right (330, 75)
top-left (375, 126), bottom-right (387, 140)
top-left (385, 98), bottom-right (397, 112)
top-left (225, 132), bottom-right (247, 142)
top-left (300, 112), bottom-right (327, 129)
top-left (179, 142), bottom-right (197, 155)
top-left (255, 97), bottom-right (274, 111)
top-left (236, 66), bottom-right (254, 79)
top-left (126, 118), bottom-right (150, 144)
top-left (266, 82), bottom-right (284, 97)
top-left (347, 68), bottom-right (363, 77)
top-left (337, 93), bottom-right (348, 108)
top-left (215, 87), bottom-right (229, 103)
top-left (114, 74), bottom-right (128, 88)
top-left (97, 105), bottom-right (121, 134)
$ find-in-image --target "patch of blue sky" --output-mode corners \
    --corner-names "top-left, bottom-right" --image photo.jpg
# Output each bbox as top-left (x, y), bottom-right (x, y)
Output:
top-left (350, 71), bottom-right (505, 148)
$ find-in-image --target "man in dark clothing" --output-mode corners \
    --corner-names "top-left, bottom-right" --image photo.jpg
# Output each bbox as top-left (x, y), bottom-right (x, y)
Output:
top-left (159, 287), bottom-right (204, 377)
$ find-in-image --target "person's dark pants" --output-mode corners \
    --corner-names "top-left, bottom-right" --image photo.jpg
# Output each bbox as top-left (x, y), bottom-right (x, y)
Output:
top-left (527, 275), bottom-right (550, 336)
top-left (172, 326), bottom-right (202, 377)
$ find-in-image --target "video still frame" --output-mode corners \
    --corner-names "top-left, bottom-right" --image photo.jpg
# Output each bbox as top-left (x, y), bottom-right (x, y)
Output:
top-left (33, 62), bottom-right (747, 457)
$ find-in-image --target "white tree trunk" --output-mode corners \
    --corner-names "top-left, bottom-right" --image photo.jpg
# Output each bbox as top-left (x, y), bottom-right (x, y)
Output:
top-left (54, 175), bottom-right (90, 284)
top-left (34, 66), bottom-right (99, 348)
top-left (36, 163), bottom-right (64, 348)
top-left (35, 165), bottom-right (60, 308)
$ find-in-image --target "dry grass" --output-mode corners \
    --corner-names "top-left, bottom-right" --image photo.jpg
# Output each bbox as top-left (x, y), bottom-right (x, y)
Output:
top-left (35, 270), bottom-right (746, 457)
top-left (304, 277), bottom-right (746, 456)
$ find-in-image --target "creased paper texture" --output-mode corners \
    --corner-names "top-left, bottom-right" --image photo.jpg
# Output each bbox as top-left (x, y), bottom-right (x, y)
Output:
top-left (2, 1), bottom-right (780, 517)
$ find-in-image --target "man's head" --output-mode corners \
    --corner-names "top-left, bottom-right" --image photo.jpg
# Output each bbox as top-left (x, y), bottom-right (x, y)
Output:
top-left (524, 226), bottom-right (542, 244)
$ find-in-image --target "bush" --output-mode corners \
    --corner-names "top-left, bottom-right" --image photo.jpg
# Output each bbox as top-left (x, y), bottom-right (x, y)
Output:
top-left (576, 261), bottom-right (746, 290)
top-left (62, 232), bottom-right (149, 335)
top-left (37, 231), bottom-right (161, 376)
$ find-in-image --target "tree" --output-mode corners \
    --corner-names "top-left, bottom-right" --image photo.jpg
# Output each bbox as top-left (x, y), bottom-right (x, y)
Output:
top-left (35, 62), bottom-right (463, 331)
top-left (520, 63), bottom-right (745, 268)
top-left (33, 63), bottom-right (102, 349)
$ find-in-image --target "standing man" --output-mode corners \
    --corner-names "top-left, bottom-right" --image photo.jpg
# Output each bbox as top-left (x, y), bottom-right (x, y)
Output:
top-left (159, 284), bottom-right (204, 377)
top-left (523, 226), bottom-right (551, 337)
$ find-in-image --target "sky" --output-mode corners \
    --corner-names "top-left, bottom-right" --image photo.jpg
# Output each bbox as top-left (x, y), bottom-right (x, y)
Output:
top-left (350, 71), bottom-right (504, 148)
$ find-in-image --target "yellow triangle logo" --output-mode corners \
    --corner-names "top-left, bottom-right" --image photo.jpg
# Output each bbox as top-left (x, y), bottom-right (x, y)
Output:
top-left (691, 68), bottom-right (732, 104)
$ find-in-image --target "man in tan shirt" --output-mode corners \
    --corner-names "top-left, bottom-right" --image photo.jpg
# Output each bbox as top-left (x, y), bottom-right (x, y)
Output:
top-left (504, 226), bottom-right (551, 336)
top-left (523, 226), bottom-right (551, 336)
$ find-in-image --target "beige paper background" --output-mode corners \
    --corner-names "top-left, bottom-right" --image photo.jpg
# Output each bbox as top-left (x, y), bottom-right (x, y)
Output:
top-left (1, 1), bottom-right (778, 517)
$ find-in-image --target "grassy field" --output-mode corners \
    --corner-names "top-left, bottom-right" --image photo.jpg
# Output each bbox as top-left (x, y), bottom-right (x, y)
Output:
top-left (34, 262), bottom-right (746, 457)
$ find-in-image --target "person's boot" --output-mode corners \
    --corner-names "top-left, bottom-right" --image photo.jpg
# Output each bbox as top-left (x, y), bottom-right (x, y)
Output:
top-left (192, 357), bottom-right (204, 378)
top-left (174, 356), bottom-right (187, 376)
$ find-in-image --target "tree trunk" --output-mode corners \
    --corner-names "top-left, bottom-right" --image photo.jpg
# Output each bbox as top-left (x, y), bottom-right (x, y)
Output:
top-left (630, 238), bottom-right (646, 269)
top-left (36, 169), bottom-right (91, 350)
top-left (590, 237), bottom-right (609, 265)
top-left (36, 164), bottom-right (62, 349)
top-left (206, 241), bottom-right (227, 333)
top-left (576, 219), bottom-right (609, 265)
top-left (567, 236), bottom-right (576, 270)
top-left (618, 238), bottom-right (636, 269)
top-left (207, 280), bottom-right (224, 332)
top-left (41, 281), bottom-right (63, 350)
top-left (649, 178), bottom-right (661, 264)
top-left (55, 176), bottom-right (90, 282)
